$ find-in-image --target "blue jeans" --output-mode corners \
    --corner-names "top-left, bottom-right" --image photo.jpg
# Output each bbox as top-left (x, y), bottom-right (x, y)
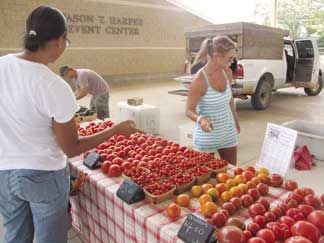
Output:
top-left (0, 167), bottom-right (71, 243)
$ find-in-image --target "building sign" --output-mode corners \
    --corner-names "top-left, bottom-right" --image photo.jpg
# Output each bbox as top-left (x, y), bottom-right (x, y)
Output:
top-left (64, 13), bottom-right (143, 35)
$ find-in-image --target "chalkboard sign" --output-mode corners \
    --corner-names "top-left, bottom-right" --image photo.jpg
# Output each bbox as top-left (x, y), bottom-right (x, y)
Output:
top-left (116, 179), bottom-right (145, 204)
top-left (83, 152), bottom-right (101, 169)
top-left (178, 214), bottom-right (215, 243)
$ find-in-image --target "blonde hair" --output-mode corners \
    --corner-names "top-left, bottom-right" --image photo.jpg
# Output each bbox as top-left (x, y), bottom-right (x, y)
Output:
top-left (193, 36), bottom-right (236, 66)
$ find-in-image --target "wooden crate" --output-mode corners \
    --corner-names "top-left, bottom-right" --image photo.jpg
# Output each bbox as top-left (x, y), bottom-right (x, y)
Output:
top-left (185, 22), bottom-right (289, 60)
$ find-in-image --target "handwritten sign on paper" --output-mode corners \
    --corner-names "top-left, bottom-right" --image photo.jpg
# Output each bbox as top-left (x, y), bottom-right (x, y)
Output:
top-left (257, 123), bottom-right (298, 176)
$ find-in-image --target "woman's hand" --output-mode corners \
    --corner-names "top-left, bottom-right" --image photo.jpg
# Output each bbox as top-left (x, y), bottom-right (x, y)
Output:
top-left (112, 120), bottom-right (142, 137)
top-left (199, 116), bottom-right (213, 132)
top-left (235, 121), bottom-right (240, 134)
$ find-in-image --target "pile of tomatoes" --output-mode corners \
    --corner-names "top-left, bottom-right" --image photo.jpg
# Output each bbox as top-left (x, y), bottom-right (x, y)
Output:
top-left (78, 120), bottom-right (228, 196)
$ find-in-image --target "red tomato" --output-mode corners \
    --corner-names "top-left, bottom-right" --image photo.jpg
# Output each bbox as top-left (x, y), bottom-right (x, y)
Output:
top-left (253, 215), bottom-right (267, 228)
top-left (264, 212), bottom-right (276, 223)
top-left (248, 203), bottom-right (266, 217)
top-left (256, 183), bottom-right (269, 196)
top-left (112, 157), bottom-right (123, 166)
top-left (284, 236), bottom-right (312, 243)
top-left (222, 202), bottom-right (236, 216)
top-left (247, 222), bottom-right (261, 235)
top-left (269, 173), bottom-right (283, 187)
top-left (307, 210), bottom-right (324, 234)
top-left (107, 164), bottom-right (121, 177)
top-left (247, 237), bottom-right (267, 243)
top-left (258, 198), bottom-right (270, 210)
top-left (256, 229), bottom-right (276, 243)
top-left (243, 230), bottom-right (253, 241)
top-left (246, 166), bottom-right (256, 174)
top-left (234, 167), bottom-right (244, 175)
top-left (211, 212), bottom-right (227, 228)
top-left (121, 162), bottom-right (132, 171)
top-left (304, 194), bottom-right (321, 209)
top-left (279, 216), bottom-right (295, 228)
top-left (291, 221), bottom-right (320, 243)
top-left (217, 226), bottom-right (245, 243)
top-left (283, 180), bottom-right (298, 191)
top-left (101, 161), bottom-right (111, 173)
top-left (302, 187), bottom-right (315, 196)
top-left (270, 206), bottom-right (283, 219)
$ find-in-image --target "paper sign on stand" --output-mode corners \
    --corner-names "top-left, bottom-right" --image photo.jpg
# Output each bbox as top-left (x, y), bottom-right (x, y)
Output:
top-left (256, 123), bottom-right (298, 177)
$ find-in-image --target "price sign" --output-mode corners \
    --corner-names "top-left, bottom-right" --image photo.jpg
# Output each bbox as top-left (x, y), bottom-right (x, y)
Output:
top-left (116, 179), bottom-right (145, 204)
top-left (178, 214), bottom-right (215, 243)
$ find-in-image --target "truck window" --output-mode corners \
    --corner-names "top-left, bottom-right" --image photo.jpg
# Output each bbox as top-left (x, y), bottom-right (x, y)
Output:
top-left (296, 40), bottom-right (314, 59)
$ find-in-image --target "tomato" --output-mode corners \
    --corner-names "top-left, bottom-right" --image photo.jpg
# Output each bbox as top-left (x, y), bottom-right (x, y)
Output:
top-left (219, 209), bottom-right (229, 219)
top-left (284, 236), bottom-right (312, 243)
top-left (269, 173), bottom-right (283, 187)
top-left (264, 212), bottom-right (276, 222)
top-left (166, 203), bottom-right (181, 220)
top-left (270, 206), bottom-right (283, 219)
top-left (246, 166), bottom-right (256, 174)
top-left (211, 212), bottom-right (227, 227)
top-left (253, 215), bottom-right (267, 228)
top-left (258, 198), bottom-right (270, 210)
top-left (242, 171), bottom-right (254, 181)
top-left (302, 187), bottom-right (315, 196)
top-left (226, 217), bottom-right (246, 231)
top-left (256, 229), bottom-right (276, 243)
top-left (291, 221), bottom-right (320, 243)
top-left (304, 194), bottom-right (321, 209)
top-left (289, 191), bottom-right (304, 203)
top-left (279, 216), bottom-right (295, 228)
top-left (230, 197), bottom-right (242, 210)
top-left (242, 194), bottom-right (254, 208)
top-left (248, 203), bottom-right (266, 217)
top-left (101, 161), bottom-right (111, 173)
top-left (222, 202), bottom-right (236, 216)
top-left (112, 157), bottom-right (123, 166)
top-left (286, 208), bottom-right (305, 221)
top-left (248, 188), bottom-right (261, 201)
top-left (297, 204), bottom-right (315, 217)
top-left (243, 230), bottom-right (253, 241)
top-left (121, 161), bottom-right (132, 171)
top-left (234, 167), bottom-right (244, 175)
top-left (217, 226), bottom-right (245, 243)
top-left (256, 183), bottom-right (269, 196)
top-left (307, 210), bottom-right (324, 234)
top-left (283, 180), bottom-right (298, 191)
top-left (107, 164), bottom-right (121, 177)
top-left (247, 222), bottom-right (261, 235)
top-left (247, 237), bottom-right (267, 243)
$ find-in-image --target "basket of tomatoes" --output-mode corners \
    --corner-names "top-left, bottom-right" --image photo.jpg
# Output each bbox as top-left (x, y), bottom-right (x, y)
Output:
top-left (143, 180), bottom-right (176, 204)
top-left (188, 166), bottom-right (212, 184)
top-left (170, 173), bottom-right (195, 194)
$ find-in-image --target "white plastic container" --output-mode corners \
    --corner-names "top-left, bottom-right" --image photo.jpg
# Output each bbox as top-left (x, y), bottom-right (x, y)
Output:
top-left (282, 120), bottom-right (324, 161)
top-left (116, 101), bottom-right (160, 135)
top-left (178, 123), bottom-right (194, 148)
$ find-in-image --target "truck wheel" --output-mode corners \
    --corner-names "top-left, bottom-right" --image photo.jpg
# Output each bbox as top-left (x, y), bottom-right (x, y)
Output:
top-left (304, 75), bottom-right (323, 96)
top-left (251, 80), bottom-right (272, 110)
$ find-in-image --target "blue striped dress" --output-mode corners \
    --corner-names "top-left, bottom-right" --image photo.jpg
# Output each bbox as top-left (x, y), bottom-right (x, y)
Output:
top-left (193, 69), bottom-right (238, 152)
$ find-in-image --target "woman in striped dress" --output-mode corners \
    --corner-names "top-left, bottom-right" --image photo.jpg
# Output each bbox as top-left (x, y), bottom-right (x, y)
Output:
top-left (186, 36), bottom-right (240, 165)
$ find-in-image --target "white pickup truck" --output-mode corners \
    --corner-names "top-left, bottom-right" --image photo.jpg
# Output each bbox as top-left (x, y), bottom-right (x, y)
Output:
top-left (176, 22), bottom-right (323, 110)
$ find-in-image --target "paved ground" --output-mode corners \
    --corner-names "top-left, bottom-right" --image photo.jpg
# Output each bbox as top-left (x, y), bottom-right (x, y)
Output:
top-left (1, 79), bottom-right (324, 242)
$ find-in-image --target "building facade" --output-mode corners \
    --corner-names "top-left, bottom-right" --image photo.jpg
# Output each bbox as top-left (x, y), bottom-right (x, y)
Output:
top-left (0, 0), bottom-right (208, 82)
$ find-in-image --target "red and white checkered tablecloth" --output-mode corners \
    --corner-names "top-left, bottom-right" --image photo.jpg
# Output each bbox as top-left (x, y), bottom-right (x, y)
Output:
top-left (68, 157), bottom-right (291, 243)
